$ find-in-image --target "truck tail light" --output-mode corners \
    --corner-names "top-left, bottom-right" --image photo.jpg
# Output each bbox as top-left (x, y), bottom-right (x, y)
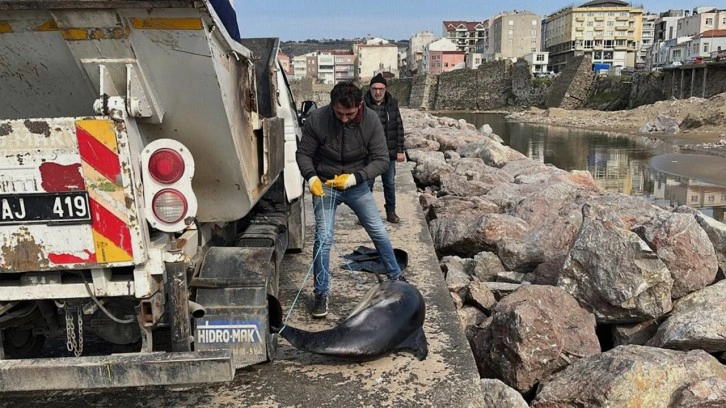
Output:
top-left (140, 139), bottom-right (197, 233)
top-left (148, 149), bottom-right (184, 184)
top-left (152, 188), bottom-right (188, 224)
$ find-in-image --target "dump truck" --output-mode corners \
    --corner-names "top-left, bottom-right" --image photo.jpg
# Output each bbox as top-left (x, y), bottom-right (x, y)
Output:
top-left (0, 0), bottom-right (306, 391)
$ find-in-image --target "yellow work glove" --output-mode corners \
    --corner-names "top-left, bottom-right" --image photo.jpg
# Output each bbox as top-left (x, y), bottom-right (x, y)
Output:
top-left (325, 174), bottom-right (357, 190)
top-left (308, 176), bottom-right (324, 197)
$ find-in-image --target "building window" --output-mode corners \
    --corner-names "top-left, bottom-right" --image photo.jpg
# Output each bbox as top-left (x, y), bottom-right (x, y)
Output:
top-left (708, 195), bottom-right (715, 202)
top-left (691, 195), bottom-right (699, 203)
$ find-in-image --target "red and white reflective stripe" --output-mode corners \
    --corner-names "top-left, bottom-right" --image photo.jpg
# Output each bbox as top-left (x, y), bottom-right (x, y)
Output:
top-left (47, 120), bottom-right (133, 264)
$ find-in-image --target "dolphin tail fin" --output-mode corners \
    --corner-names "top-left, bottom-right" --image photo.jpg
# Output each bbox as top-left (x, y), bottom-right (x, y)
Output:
top-left (396, 326), bottom-right (428, 360)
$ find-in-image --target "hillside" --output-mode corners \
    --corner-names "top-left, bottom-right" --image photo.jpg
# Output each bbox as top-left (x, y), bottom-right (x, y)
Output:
top-left (280, 39), bottom-right (408, 58)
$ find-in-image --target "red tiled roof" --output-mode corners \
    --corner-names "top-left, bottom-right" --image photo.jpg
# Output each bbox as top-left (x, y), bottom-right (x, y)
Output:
top-left (443, 20), bottom-right (486, 32)
top-left (696, 29), bottom-right (726, 38)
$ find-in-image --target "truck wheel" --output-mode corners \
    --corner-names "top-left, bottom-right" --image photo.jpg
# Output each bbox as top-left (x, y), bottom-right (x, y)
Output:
top-left (287, 193), bottom-right (306, 253)
top-left (2, 327), bottom-right (46, 359)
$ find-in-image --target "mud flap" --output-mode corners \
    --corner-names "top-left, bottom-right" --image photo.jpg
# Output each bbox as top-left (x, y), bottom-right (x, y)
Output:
top-left (192, 247), bottom-right (279, 369)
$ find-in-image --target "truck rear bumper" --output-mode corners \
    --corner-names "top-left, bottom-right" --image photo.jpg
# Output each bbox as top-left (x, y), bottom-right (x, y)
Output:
top-left (0, 350), bottom-right (234, 391)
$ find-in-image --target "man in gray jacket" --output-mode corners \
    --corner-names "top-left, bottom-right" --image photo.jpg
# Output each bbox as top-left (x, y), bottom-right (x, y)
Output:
top-left (296, 81), bottom-right (405, 318)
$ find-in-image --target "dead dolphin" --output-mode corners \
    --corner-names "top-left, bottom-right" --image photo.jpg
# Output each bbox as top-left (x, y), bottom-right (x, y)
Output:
top-left (275, 280), bottom-right (427, 360)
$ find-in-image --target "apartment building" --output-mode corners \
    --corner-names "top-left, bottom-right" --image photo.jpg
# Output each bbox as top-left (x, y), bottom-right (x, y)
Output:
top-left (523, 52), bottom-right (550, 73)
top-left (423, 38), bottom-right (463, 75)
top-left (488, 10), bottom-right (542, 61)
top-left (676, 6), bottom-right (725, 37)
top-left (543, 0), bottom-right (644, 72)
top-left (292, 54), bottom-right (307, 80)
top-left (689, 29), bottom-right (726, 61)
top-left (356, 42), bottom-right (399, 82)
top-left (333, 51), bottom-right (355, 82)
top-left (465, 53), bottom-right (485, 69)
top-left (638, 13), bottom-right (657, 68)
top-left (646, 9), bottom-right (685, 69)
top-left (305, 53), bottom-right (318, 80)
top-left (407, 31), bottom-right (437, 76)
top-left (315, 52), bottom-right (334, 84)
top-left (442, 20), bottom-right (488, 56)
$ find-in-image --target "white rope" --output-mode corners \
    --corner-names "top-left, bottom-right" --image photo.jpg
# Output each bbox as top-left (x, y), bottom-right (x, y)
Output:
top-left (279, 187), bottom-right (369, 332)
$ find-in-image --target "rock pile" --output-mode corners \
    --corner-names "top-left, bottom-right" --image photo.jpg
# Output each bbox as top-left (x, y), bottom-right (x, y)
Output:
top-left (402, 108), bottom-right (726, 407)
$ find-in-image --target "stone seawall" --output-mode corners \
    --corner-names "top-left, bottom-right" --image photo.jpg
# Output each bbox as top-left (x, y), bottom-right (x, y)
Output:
top-left (545, 55), bottom-right (593, 109)
top-left (289, 60), bottom-right (726, 113)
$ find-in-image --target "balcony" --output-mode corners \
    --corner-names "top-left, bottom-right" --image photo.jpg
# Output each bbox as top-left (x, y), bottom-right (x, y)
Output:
top-left (594, 26), bottom-right (604, 31)
top-left (615, 16), bottom-right (629, 21)
top-left (576, 17), bottom-right (585, 22)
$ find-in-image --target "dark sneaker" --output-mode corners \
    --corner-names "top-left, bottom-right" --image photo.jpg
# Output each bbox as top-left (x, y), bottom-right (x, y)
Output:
top-left (386, 212), bottom-right (400, 223)
top-left (311, 293), bottom-right (328, 318)
top-left (388, 274), bottom-right (407, 282)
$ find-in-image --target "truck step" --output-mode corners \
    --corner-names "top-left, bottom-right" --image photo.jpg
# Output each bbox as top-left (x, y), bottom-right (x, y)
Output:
top-left (0, 350), bottom-right (234, 391)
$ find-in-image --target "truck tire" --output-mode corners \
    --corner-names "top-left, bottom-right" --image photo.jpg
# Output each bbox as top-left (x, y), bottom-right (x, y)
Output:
top-left (2, 328), bottom-right (45, 359)
top-left (287, 192), bottom-right (306, 253)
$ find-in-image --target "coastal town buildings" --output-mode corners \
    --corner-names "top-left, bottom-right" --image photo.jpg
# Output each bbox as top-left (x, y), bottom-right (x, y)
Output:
top-left (286, 2), bottom-right (725, 81)
top-left (646, 9), bottom-right (687, 69)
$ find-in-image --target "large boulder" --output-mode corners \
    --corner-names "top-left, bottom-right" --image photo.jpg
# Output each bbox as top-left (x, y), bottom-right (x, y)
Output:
top-left (475, 285), bottom-right (599, 393)
top-left (634, 212), bottom-right (718, 298)
top-left (557, 204), bottom-right (673, 323)
top-left (532, 345), bottom-right (726, 407)
top-left (647, 280), bottom-right (726, 353)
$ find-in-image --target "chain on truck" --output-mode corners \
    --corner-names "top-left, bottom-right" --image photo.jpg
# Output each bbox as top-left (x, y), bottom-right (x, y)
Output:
top-left (0, 0), bottom-right (313, 391)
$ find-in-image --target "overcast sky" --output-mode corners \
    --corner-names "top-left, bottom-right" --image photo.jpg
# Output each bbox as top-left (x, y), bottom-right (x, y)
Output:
top-left (233, 1), bottom-right (714, 41)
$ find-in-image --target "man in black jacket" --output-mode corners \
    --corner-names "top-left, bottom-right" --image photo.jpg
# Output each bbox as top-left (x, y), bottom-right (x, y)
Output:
top-left (364, 73), bottom-right (405, 223)
top-left (296, 81), bottom-right (405, 318)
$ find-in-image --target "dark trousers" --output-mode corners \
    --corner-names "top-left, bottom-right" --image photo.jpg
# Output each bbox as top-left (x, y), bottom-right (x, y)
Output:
top-left (367, 159), bottom-right (397, 213)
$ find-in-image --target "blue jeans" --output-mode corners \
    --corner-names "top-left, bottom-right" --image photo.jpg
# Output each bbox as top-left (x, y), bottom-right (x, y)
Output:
top-left (366, 160), bottom-right (396, 213)
top-left (311, 183), bottom-right (402, 295)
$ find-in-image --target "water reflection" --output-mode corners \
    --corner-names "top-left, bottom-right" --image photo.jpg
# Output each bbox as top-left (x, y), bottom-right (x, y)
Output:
top-left (434, 111), bottom-right (726, 222)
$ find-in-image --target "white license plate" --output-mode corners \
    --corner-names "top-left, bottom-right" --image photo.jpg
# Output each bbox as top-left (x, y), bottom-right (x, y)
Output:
top-left (0, 192), bottom-right (92, 225)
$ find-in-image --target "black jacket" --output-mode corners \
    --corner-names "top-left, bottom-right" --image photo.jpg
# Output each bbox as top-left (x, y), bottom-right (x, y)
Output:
top-left (296, 104), bottom-right (389, 185)
top-left (364, 91), bottom-right (405, 158)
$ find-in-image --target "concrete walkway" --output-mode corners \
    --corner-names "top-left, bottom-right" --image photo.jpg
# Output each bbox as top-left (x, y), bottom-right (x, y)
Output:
top-left (232, 161), bottom-right (485, 407)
